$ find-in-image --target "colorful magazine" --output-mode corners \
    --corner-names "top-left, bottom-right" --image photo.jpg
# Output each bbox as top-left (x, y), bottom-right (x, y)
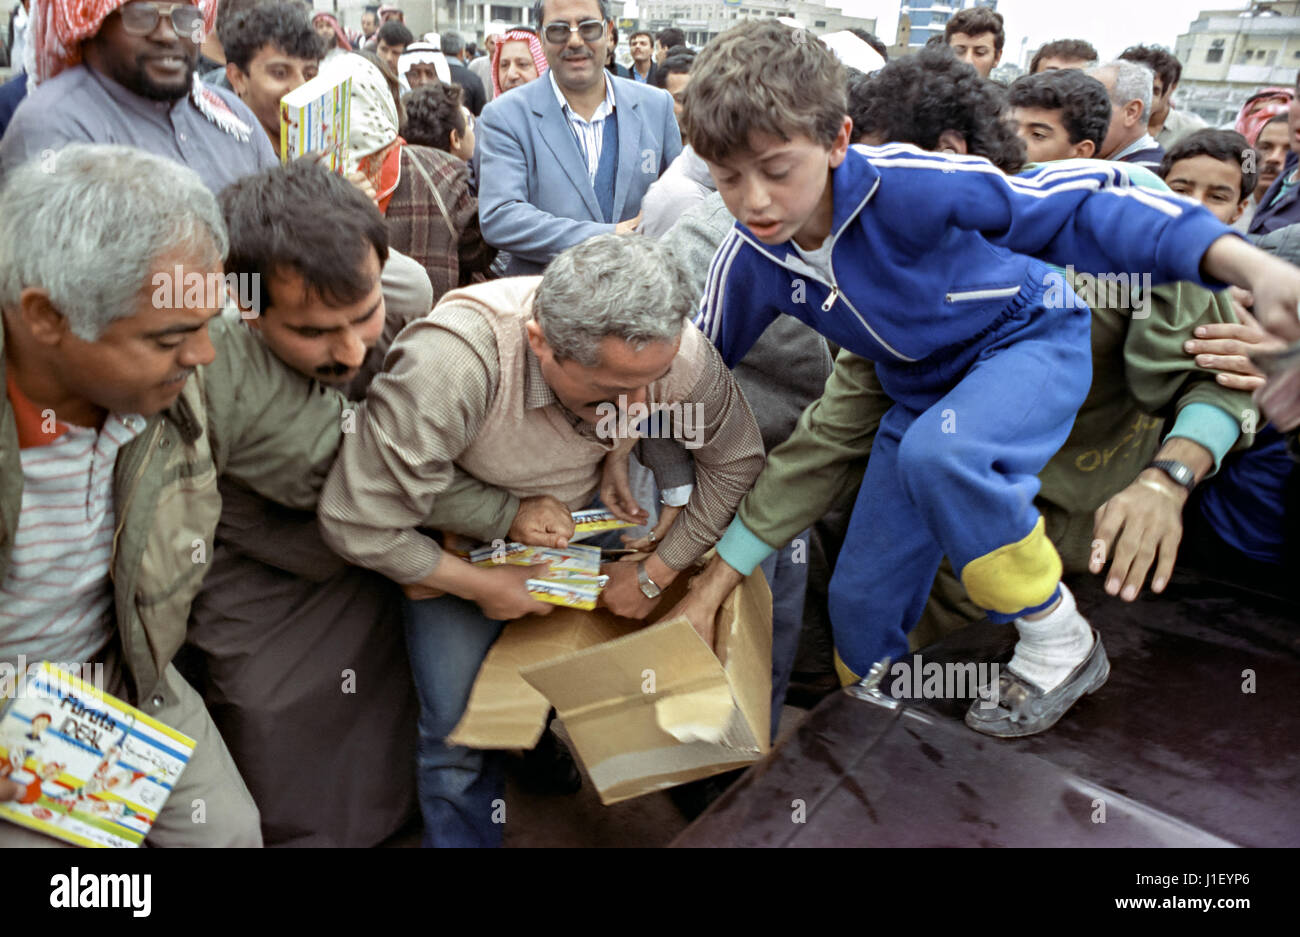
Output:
top-left (569, 508), bottom-right (638, 542)
top-left (279, 71), bottom-right (353, 171)
top-left (0, 662), bottom-right (195, 848)
top-left (467, 543), bottom-right (609, 610)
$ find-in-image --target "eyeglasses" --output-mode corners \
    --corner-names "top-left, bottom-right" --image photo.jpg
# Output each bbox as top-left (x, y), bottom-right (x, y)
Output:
top-left (119, 2), bottom-right (205, 38)
top-left (542, 19), bottom-right (605, 45)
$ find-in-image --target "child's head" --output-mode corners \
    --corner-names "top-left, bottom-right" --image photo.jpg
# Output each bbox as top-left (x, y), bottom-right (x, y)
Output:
top-left (854, 46), bottom-right (1026, 174)
top-left (1008, 68), bottom-right (1112, 163)
top-left (1158, 129), bottom-right (1257, 224)
top-left (401, 82), bottom-right (475, 161)
top-left (683, 21), bottom-right (850, 247)
top-left (1030, 39), bottom-right (1098, 75)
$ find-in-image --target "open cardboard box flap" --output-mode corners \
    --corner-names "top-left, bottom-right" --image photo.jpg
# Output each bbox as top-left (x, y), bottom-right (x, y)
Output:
top-left (446, 564), bottom-right (773, 804)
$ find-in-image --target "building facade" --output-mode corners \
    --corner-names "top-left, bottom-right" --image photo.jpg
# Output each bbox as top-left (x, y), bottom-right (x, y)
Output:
top-left (324, 1), bottom-right (626, 45)
top-left (896, 0), bottom-right (995, 51)
top-left (1175, 1), bottom-right (1300, 126)
top-left (637, 0), bottom-right (877, 48)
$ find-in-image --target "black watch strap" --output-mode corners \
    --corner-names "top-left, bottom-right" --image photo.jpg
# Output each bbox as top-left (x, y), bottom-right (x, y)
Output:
top-left (1148, 459), bottom-right (1197, 493)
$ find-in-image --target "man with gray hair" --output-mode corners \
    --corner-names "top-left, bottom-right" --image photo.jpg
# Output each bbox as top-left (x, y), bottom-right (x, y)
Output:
top-left (0, 144), bottom-right (353, 845)
top-left (1087, 59), bottom-right (1166, 170)
top-left (441, 29), bottom-right (486, 115)
top-left (318, 233), bottom-right (765, 847)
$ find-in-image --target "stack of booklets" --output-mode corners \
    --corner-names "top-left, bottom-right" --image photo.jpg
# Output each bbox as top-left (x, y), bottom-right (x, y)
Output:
top-left (0, 663), bottom-right (195, 848)
top-left (280, 70), bottom-right (352, 171)
top-left (467, 542), bottom-right (610, 610)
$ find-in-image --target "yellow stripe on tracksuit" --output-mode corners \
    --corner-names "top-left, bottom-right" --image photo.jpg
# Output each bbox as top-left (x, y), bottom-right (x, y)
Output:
top-left (834, 651), bottom-right (861, 688)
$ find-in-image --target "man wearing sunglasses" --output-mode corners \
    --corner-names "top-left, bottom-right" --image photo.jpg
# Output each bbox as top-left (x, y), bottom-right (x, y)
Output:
top-left (0, 0), bottom-right (276, 194)
top-left (475, 0), bottom-right (681, 275)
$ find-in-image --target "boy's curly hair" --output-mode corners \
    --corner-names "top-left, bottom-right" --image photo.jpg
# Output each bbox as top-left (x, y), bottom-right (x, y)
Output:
top-left (1008, 69), bottom-right (1112, 152)
top-left (682, 21), bottom-right (847, 163)
top-left (854, 46), bottom-right (1026, 174)
top-left (221, 2), bottom-right (326, 73)
top-left (401, 82), bottom-right (466, 152)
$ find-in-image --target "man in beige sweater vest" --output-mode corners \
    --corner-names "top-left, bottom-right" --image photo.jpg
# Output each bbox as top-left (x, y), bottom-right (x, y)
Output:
top-left (318, 234), bottom-right (765, 847)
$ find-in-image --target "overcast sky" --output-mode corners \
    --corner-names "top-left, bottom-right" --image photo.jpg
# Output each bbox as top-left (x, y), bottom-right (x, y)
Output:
top-left (839, 0), bottom-right (1253, 67)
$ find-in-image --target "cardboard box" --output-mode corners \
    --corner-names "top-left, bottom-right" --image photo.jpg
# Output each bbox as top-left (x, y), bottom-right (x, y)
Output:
top-left (447, 565), bottom-right (773, 805)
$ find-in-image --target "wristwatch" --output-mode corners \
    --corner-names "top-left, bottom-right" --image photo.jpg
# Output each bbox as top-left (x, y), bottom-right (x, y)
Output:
top-left (637, 561), bottom-right (662, 600)
top-left (1147, 459), bottom-right (1197, 494)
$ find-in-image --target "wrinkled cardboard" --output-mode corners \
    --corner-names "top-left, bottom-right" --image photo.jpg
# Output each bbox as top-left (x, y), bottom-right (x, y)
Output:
top-left (447, 567), bottom-right (773, 805)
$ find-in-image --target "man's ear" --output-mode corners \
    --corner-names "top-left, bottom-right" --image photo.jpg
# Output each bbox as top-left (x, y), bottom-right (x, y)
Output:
top-left (16, 287), bottom-right (71, 347)
top-left (226, 62), bottom-right (247, 97)
top-left (525, 318), bottom-right (550, 360)
top-left (1125, 99), bottom-right (1144, 128)
top-left (993, 48), bottom-right (1003, 67)
top-left (1071, 138), bottom-right (1097, 159)
top-left (449, 127), bottom-right (463, 154)
top-left (936, 129), bottom-right (968, 155)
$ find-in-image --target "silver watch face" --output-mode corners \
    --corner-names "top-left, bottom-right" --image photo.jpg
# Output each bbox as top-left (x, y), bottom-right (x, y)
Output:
top-left (1155, 460), bottom-right (1194, 489)
top-left (637, 564), bottom-right (662, 598)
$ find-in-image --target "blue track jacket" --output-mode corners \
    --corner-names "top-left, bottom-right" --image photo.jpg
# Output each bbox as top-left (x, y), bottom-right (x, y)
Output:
top-left (695, 143), bottom-right (1239, 368)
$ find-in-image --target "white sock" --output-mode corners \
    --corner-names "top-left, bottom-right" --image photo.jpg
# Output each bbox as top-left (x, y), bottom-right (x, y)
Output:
top-left (1007, 584), bottom-right (1094, 693)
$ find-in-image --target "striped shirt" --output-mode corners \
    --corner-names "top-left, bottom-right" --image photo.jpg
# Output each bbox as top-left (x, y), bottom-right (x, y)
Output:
top-left (0, 373), bottom-right (145, 666)
top-left (550, 69), bottom-right (616, 185)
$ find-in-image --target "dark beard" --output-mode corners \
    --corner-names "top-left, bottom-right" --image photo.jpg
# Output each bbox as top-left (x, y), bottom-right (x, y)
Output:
top-left (110, 53), bottom-right (197, 102)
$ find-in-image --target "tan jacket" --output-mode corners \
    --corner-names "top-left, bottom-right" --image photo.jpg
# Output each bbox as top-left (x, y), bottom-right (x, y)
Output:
top-left (319, 276), bottom-right (767, 582)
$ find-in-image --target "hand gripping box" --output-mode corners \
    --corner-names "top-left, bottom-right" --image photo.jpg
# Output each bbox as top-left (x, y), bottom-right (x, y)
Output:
top-left (447, 564), bottom-right (773, 805)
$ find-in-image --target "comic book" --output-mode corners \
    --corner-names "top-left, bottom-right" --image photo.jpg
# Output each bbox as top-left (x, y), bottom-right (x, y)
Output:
top-left (466, 542), bottom-right (609, 610)
top-left (279, 71), bottom-right (352, 171)
top-left (0, 662), bottom-right (195, 848)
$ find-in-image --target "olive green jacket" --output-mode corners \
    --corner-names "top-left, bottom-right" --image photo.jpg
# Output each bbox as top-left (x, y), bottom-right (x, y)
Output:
top-left (1, 311), bottom-right (513, 707)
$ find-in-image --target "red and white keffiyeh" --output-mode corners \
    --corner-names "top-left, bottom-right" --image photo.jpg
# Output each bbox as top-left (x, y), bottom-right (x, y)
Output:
top-left (489, 28), bottom-right (548, 98)
top-left (29, 0), bottom-right (219, 85)
top-left (1234, 87), bottom-right (1295, 148)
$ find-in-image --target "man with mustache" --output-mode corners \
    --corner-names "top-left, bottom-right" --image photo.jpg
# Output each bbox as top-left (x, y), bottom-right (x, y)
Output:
top-left (0, 0), bottom-right (275, 194)
top-left (475, 0), bottom-right (681, 274)
top-left (0, 0), bottom-right (444, 388)
top-left (183, 160), bottom-right (524, 846)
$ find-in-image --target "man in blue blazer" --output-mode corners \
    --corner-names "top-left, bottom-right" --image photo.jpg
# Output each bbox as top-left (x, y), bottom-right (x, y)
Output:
top-left (476, 0), bottom-right (682, 275)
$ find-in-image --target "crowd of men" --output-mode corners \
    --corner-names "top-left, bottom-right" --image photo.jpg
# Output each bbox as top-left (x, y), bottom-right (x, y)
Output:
top-left (0, 0), bottom-right (1298, 850)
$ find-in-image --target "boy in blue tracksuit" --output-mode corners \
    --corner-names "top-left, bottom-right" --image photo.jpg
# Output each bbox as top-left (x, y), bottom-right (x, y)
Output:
top-left (679, 22), bottom-right (1300, 736)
